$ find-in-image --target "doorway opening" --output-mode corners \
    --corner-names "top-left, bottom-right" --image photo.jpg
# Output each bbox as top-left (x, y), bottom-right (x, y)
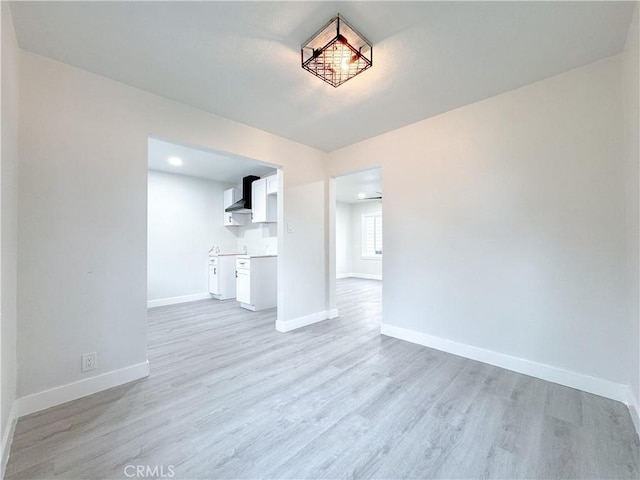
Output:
top-left (333, 167), bottom-right (383, 326)
top-left (146, 137), bottom-right (282, 316)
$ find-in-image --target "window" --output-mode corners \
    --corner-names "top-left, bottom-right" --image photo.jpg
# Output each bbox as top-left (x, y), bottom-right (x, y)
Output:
top-left (362, 213), bottom-right (382, 258)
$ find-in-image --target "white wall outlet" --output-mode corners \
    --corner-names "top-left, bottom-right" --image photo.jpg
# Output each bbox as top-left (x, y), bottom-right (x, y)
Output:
top-left (81, 352), bottom-right (97, 372)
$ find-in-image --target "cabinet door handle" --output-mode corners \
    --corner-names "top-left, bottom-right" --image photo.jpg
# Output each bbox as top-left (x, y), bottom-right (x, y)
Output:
top-left (214, 267), bottom-right (217, 274)
top-left (235, 271), bottom-right (238, 278)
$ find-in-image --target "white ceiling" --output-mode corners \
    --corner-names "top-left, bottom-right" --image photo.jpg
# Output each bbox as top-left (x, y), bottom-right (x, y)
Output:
top-left (148, 138), bottom-right (275, 183)
top-left (336, 168), bottom-right (382, 204)
top-left (10, 2), bottom-right (635, 152)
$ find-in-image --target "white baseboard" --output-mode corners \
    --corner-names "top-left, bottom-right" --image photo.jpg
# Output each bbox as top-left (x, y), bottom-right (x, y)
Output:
top-left (627, 389), bottom-right (640, 438)
top-left (1, 403), bottom-right (17, 478)
top-left (276, 309), bottom-right (337, 333)
top-left (381, 323), bottom-right (629, 404)
top-left (337, 273), bottom-right (382, 280)
top-left (351, 273), bottom-right (382, 280)
top-left (147, 292), bottom-right (211, 308)
top-left (16, 361), bottom-right (150, 418)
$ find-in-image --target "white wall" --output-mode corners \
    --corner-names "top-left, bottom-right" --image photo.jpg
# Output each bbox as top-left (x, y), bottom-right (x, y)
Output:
top-left (12, 8), bottom-right (639, 432)
top-left (278, 181), bottom-right (326, 323)
top-left (18, 51), bottom-right (327, 400)
top-left (147, 170), bottom-right (237, 302)
top-left (349, 201), bottom-right (383, 279)
top-left (328, 56), bottom-right (629, 398)
top-left (335, 202), bottom-right (351, 276)
top-left (236, 223), bottom-right (277, 256)
top-left (1, 2), bottom-right (19, 469)
top-left (623, 4), bottom-right (640, 420)
top-left (336, 201), bottom-right (383, 279)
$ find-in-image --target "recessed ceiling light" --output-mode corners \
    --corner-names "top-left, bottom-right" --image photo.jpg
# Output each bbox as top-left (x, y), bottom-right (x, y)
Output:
top-left (357, 192), bottom-right (366, 199)
top-left (168, 157), bottom-right (183, 166)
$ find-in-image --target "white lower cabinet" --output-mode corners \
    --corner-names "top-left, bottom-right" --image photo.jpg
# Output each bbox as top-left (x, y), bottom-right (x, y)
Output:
top-left (208, 255), bottom-right (238, 300)
top-left (235, 256), bottom-right (277, 311)
top-left (236, 269), bottom-right (250, 304)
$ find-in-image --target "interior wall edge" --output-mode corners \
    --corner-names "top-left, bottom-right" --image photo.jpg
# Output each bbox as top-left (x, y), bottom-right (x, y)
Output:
top-left (1, 0), bottom-right (20, 471)
top-left (381, 323), bottom-right (631, 406)
top-left (628, 389), bottom-right (640, 437)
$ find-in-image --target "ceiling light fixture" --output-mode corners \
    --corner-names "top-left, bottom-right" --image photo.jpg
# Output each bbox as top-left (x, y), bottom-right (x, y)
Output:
top-left (168, 156), bottom-right (183, 166)
top-left (301, 13), bottom-right (373, 88)
top-left (357, 192), bottom-right (367, 199)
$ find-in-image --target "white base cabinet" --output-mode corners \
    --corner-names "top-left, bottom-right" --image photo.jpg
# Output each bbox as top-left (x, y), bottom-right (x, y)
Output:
top-left (236, 268), bottom-right (250, 304)
top-left (235, 256), bottom-right (277, 311)
top-left (209, 255), bottom-right (238, 300)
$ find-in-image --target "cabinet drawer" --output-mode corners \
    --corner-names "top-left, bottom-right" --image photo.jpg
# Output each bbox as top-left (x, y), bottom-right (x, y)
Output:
top-left (236, 258), bottom-right (250, 270)
top-left (209, 257), bottom-right (219, 266)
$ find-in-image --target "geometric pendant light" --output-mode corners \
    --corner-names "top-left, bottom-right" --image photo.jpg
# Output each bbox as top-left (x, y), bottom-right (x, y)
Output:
top-left (301, 14), bottom-right (373, 87)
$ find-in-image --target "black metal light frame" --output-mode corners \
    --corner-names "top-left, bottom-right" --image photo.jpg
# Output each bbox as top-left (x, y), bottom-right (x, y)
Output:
top-left (301, 14), bottom-right (373, 88)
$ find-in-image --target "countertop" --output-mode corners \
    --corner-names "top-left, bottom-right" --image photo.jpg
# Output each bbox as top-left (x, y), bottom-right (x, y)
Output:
top-left (236, 254), bottom-right (278, 259)
top-left (209, 253), bottom-right (243, 257)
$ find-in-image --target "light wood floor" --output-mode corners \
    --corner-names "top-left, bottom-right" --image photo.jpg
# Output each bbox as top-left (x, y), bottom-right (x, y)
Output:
top-left (6, 278), bottom-right (639, 479)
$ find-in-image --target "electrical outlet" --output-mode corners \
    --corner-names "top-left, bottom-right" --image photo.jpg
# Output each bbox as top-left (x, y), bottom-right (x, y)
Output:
top-left (81, 352), bottom-right (97, 372)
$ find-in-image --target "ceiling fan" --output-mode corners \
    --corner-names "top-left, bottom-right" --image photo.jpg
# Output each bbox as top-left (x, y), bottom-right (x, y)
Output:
top-left (358, 191), bottom-right (383, 201)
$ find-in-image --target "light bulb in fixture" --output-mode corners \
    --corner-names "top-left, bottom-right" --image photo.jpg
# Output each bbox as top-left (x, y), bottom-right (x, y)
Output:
top-left (335, 42), bottom-right (356, 72)
top-left (168, 157), bottom-right (183, 166)
top-left (357, 192), bottom-right (366, 199)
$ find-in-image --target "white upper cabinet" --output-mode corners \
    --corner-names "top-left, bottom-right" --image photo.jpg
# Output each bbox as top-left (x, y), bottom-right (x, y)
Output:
top-left (223, 187), bottom-right (248, 226)
top-left (251, 177), bottom-right (277, 223)
top-left (266, 174), bottom-right (278, 195)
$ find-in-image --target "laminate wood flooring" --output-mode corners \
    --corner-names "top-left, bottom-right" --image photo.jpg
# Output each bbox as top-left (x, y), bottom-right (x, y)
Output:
top-left (6, 278), bottom-right (639, 479)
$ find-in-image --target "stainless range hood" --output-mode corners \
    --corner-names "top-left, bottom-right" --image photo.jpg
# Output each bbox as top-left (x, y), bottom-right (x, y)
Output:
top-left (225, 175), bottom-right (260, 213)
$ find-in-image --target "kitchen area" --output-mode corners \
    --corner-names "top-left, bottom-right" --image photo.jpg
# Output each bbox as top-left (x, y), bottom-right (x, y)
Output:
top-left (209, 174), bottom-right (278, 311)
top-left (147, 137), bottom-right (279, 313)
